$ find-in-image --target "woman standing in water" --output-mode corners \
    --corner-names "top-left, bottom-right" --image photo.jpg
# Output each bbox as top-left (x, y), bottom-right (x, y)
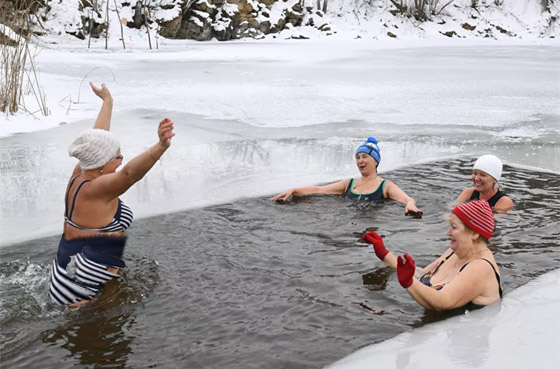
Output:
top-left (457, 154), bottom-right (513, 212)
top-left (270, 137), bottom-right (423, 216)
top-left (48, 82), bottom-right (175, 307)
top-left (363, 200), bottom-right (502, 310)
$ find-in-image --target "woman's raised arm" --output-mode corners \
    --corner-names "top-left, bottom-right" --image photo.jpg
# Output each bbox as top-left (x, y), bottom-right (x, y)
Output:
top-left (90, 82), bottom-right (113, 131)
top-left (89, 118), bottom-right (175, 201)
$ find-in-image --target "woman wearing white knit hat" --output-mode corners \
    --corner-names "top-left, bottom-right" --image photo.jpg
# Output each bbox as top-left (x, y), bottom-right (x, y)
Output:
top-left (48, 82), bottom-right (175, 307)
top-left (457, 154), bottom-right (513, 212)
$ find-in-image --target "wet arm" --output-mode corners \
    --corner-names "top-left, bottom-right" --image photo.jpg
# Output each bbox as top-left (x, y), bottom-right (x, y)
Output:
top-left (457, 188), bottom-right (474, 202)
top-left (71, 83), bottom-right (114, 175)
top-left (271, 179), bottom-right (349, 201)
top-left (90, 119), bottom-right (174, 200)
top-left (385, 180), bottom-right (423, 214)
top-left (90, 82), bottom-right (113, 131)
top-left (405, 262), bottom-right (489, 310)
top-left (380, 252), bottom-right (425, 277)
top-left (493, 196), bottom-right (514, 212)
top-left (297, 180), bottom-right (348, 196)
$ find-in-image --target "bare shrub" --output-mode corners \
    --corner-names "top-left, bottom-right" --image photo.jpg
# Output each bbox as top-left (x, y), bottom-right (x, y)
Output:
top-left (428, 0), bottom-right (455, 16)
top-left (390, 0), bottom-right (454, 21)
top-left (1, 1), bottom-right (49, 116)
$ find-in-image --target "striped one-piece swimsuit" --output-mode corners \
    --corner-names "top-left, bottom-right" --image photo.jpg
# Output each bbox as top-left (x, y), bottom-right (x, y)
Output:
top-left (48, 177), bottom-right (133, 306)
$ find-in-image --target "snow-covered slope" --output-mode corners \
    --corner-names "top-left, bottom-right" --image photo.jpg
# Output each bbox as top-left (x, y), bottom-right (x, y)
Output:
top-left (29, 0), bottom-right (560, 46)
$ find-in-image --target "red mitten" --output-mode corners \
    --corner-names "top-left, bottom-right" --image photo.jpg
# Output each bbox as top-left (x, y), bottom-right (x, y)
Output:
top-left (397, 254), bottom-right (415, 288)
top-left (362, 231), bottom-right (389, 261)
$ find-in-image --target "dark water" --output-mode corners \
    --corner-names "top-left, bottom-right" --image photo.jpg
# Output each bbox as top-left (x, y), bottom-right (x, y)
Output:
top-left (1, 157), bottom-right (559, 369)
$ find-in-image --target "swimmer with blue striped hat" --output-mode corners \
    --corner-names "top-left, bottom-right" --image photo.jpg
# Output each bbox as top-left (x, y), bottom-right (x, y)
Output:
top-left (271, 136), bottom-right (423, 216)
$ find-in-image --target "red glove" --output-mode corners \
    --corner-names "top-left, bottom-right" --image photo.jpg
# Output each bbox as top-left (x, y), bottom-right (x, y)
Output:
top-left (397, 254), bottom-right (415, 289)
top-left (362, 231), bottom-right (389, 261)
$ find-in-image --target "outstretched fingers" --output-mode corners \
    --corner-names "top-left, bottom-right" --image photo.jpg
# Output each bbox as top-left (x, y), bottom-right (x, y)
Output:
top-left (89, 82), bottom-right (111, 101)
top-left (270, 190), bottom-right (291, 202)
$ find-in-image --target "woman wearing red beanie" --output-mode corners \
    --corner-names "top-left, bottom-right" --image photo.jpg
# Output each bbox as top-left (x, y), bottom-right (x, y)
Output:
top-left (363, 200), bottom-right (502, 310)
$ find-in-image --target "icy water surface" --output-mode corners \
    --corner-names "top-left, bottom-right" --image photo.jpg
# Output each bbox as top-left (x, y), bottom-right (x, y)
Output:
top-left (1, 158), bottom-right (559, 369)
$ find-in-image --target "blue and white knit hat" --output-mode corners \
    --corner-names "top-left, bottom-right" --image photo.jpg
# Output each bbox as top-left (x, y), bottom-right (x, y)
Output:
top-left (355, 137), bottom-right (381, 164)
top-left (68, 129), bottom-right (120, 170)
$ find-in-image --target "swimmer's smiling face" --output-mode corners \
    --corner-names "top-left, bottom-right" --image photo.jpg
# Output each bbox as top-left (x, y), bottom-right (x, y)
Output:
top-left (446, 214), bottom-right (473, 252)
top-left (355, 153), bottom-right (378, 174)
top-left (472, 169), bottom-right (496, 192)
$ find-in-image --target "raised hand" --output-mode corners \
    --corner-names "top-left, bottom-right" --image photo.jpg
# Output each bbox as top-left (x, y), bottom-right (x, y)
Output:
top-left (397, 254), bottom-right (415, 288)
top-left (90, 82), bottom-right (112, 102)
top-left (362, 231), bottom-right (389, 261)
top-left (158, 118), bottom-right (175, 148)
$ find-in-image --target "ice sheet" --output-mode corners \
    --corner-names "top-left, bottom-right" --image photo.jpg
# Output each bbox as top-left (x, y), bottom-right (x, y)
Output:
top-left (325, 268), bottom-right (560, 369)
top-left (1, 42), bottom-right (559, 246)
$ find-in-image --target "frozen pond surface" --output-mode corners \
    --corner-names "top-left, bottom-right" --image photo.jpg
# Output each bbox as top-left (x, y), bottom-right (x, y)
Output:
top-left (327, 268), bottom-right (560, 369)
top-left (1, 42), bottom-right (559, 246)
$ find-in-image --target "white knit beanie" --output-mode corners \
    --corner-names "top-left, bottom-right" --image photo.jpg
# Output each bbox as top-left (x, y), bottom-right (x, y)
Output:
top-left (473, 154), bottom-right (502, 182)
top-left (68, 129), bottom-right (121, 170)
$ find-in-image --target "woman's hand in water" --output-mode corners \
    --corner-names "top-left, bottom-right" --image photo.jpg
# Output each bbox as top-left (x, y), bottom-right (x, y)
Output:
top-left (362, 231), bottom-right (389, 261)
top-left (90, 82), bottom-right (112, 102)
top-left (270, 189), bottom-right (294, 202)
top-left (405, 201), bottom-right (423, 217)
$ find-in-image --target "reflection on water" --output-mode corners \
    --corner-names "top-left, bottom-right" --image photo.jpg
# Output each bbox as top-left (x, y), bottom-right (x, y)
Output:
top-left (0, 158), bottom-right (559, 369)
top-left (0, 248), bottom-right (159, 368)
top-left (41, 311), bottom-right (133, 368)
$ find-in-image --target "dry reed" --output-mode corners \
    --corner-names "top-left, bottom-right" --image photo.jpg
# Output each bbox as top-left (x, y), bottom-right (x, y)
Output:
top-left (1, 1), bottom-right (49, 116)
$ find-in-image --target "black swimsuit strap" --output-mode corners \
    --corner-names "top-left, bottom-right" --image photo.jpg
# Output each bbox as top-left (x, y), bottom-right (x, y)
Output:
top-left (469, 189), bottom-right (506, 207)
top-left (67, 180), bottom-right (92, 221)
top-left (460, 258), bottom-right (503, 298)
top-left (64, 176), bottom-right (80, 218)
top-left (488, 191), bottom-right (506, 207)
top-left (433, 251), bottom-right (455, 273)
top-left (345, 178), bottom-right (354, 195)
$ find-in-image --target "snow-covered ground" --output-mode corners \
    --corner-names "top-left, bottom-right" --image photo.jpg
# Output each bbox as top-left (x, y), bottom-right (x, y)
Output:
top-left (36, 0), bottom-right (560, 43)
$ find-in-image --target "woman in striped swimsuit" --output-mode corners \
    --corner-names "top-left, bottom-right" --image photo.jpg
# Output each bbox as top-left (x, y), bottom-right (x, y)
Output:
top-left (49, 82), bottom-right (175, 307)
top-left (362, 200), bottom-right (502, 310)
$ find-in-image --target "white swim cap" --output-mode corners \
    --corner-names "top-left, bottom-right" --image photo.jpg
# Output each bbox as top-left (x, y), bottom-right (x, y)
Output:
top-left (68, 129), bottom-right (120, 170)
top-left (473, 154), bottom-right (502, 182)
